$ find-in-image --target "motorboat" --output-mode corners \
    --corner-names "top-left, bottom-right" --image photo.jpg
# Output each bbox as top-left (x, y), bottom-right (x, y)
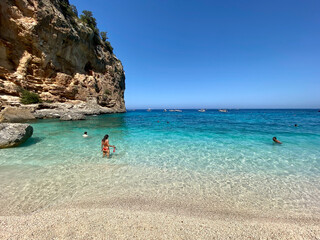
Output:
top-left (169, 109), bottom-right (182, 112)
top-left (163, 109), bottom-right (167, 112)
top-left (219, 109), bottom-right (227, 113)
top-left (147, 108), bottom-right (151, 112)
top-left (198, 109), bottom-right (206, 112)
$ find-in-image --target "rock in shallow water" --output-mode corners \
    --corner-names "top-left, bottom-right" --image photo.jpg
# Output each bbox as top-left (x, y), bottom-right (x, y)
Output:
top-left (60, 113), bottom-right (86, 121)
top-left (0, 123), bottom-right (33, 148)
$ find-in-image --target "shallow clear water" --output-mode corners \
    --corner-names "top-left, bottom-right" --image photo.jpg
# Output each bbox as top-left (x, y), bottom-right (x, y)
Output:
top-left (0, 109), bottom-right (320, 216)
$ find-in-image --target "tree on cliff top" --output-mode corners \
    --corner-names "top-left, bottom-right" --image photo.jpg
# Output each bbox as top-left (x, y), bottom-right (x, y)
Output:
top-left (80, 10), bottom-right (98, 34)
top-left (100, 32), bottom-right (108, 42)
top-left (60, 1), bottom-right (78, 18)
top-left (79, 10), bottom-right (113, 53)
top-left (100, 32), bottom-right (113, 53)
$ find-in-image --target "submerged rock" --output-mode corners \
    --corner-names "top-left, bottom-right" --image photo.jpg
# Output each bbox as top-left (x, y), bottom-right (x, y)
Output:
top-left (0, 123), bottom-right (33, 148)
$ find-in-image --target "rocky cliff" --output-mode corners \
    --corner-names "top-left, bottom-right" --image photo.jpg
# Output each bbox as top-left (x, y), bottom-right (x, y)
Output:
top-left (0, 0), bottom-right (125, 113)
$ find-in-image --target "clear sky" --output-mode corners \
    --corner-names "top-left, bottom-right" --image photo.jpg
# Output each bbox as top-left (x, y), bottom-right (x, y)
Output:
top-left (70, 0), bottom-right (320, 109)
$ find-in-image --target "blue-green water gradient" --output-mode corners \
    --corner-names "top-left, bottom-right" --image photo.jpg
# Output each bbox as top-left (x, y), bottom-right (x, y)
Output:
top-left (0, 109), bottom-right (319, 215)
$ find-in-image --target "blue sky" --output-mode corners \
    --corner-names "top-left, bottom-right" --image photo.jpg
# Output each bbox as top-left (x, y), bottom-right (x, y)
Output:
top-left (70, 0), bottom-right (320, 109)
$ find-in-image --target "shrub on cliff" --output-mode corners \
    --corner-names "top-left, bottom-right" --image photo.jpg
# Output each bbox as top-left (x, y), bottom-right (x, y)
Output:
top-left (77, 9), bottom-right (114, 52)
top-left (100, 32), bottom-right (108, 42)
top-left (105, 41), bottom-right (114, 53)
top-left (80, 10), bottom-right (99, 34)
top-left (100, 32), bottom-right (113, 53)
top-left (20, 89), bottom-right (42, 104)
top-left (70, 5), bottom-right (78, 17)
top-left (61, 2), bottom-right (78, 18)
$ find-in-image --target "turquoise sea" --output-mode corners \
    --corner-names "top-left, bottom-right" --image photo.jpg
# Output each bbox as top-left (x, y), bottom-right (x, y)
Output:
top-left (0, 109), bottom-right (320, 217)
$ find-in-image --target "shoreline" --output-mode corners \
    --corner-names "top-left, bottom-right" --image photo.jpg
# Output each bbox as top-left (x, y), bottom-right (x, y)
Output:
top-left (0, 99), bottom-right (126, 123)
top-left (1, 163), bottom-right (320, 238)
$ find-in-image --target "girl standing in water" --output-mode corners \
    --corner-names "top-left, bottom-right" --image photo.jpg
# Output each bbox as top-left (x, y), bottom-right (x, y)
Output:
top-left (101, 134), bottom-right (116, 158)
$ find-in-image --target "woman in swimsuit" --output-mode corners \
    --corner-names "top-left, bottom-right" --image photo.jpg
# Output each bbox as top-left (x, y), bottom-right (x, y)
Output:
top-left (101, 134), bottom-right (116, 158)
top-left (272, 136), bottom-right (282, 144)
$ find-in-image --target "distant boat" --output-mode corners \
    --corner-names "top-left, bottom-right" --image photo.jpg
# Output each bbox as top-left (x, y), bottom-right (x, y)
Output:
top-left (198, 109), bottom-right (206, 112)
top-left (147, 108), bottom-right (151, 112)
top-left (163, 109), bottom-right (167, 112)
top-left (169, 109), bottom-right (182, 112)
top-left (219, 109), bottom-right (227, 113)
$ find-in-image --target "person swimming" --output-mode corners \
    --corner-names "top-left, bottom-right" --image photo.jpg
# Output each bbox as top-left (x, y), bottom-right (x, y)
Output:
top-left (294, 124), bottom-right (298, 127)
top-left (273, 137), bottom-right (282, 144)
top-left (101, 134), bottom-right (116, 158)
top-left (83, 132), bottom-right (88, 138)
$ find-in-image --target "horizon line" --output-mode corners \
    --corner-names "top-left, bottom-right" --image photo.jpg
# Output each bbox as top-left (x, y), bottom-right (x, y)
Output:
top-left (125, 108), bottom-right (320, 110)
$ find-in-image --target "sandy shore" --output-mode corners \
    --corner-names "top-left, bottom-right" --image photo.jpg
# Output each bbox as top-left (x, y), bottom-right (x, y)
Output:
top-left (1, 164), bottom-right (320, 239)
top-left (1, 202), bottom-right (320, 240)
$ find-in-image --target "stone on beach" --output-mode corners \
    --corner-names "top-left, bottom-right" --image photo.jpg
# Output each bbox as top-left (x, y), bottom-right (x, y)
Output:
top-left (0, 123), bottom-right (33, 148)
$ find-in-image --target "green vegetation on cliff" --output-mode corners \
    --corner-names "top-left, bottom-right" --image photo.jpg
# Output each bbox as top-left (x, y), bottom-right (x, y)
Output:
top-left (61, 1), bottom-right (78, 18)
top-left (80, 10), bottom-right (99, 34)
top-left (100, 32), bottom-right (113, 53)
top-left (60, 1), bottom-right (114, 53)
top-left (20, 89), bottom-right (42, 104)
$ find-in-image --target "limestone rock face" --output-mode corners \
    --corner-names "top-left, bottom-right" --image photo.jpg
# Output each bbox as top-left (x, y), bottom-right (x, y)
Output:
top-left (0, 123), bottom-right (33, 148)
top-left (0, 106), bottom-right (36, 122)
top-left (0, 0), bottom-right (125, 112)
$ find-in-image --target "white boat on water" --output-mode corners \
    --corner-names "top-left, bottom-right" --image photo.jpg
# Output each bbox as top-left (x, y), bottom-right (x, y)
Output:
top-left (163, 109), bottom-right (167, 112)
top-left (147, 108), bottom-right (151, 112)
top-left (169, 109), bottom-right (182, 112)
top-left (219, 109), bottom-right (227, 113)
top-left (198, 109), bottom-right (206, 112)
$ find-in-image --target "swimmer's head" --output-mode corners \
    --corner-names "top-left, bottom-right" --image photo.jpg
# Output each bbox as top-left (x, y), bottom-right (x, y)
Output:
top-left (102, 134), bottom-right (109, 141)
top-left (273, 137), bottom-right (277, 140)
top-left (84, 132), bottom-right (87, 134)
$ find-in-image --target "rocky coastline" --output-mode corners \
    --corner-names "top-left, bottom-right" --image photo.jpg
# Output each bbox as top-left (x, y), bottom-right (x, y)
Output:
top-left (0, 0), bottom-right (127, 146)
top-left (0, 0), bottom-right (126, 115)
top-left (0, 97), bottom-right (125, 123)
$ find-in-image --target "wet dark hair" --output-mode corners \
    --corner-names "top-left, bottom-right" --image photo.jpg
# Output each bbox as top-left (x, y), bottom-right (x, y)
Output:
top-left (273, 137), bottom-right (277, 140)
top-left (102, 134), bottom-right (109, 142)
top-left (84, 132), bottom-right (87, 134)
